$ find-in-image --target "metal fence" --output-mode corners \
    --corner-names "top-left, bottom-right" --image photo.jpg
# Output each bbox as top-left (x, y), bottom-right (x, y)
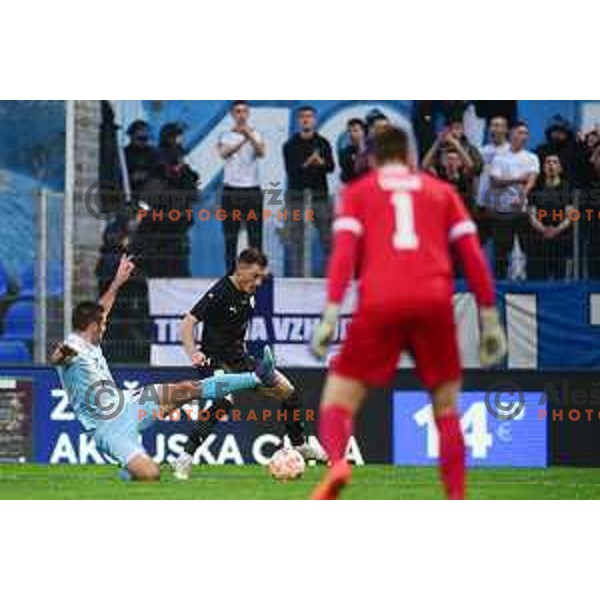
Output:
top-left (5, 184), bottom-right (600, 367)
top-left (0, 188), bottom-right (64, 366)
top-left (35, 189), bottom-right (65, 363)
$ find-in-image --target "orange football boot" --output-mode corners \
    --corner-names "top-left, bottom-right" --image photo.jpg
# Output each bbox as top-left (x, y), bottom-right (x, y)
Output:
top-left (310, 461), bottom-right (352, 500)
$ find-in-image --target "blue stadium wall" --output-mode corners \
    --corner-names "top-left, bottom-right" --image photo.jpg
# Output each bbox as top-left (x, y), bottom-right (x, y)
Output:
top-left (2, 367), bottom-right (599, 467)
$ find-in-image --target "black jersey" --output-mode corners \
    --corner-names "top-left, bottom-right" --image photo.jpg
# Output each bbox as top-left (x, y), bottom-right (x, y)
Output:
top-left (530, 180), bottom-right (572, 226)
top-left (189, 276), bottom-right (255, 364)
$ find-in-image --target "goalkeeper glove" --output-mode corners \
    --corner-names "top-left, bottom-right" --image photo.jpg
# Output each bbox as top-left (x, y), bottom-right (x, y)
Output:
top-left (311, 303), bottom-right (340, 359)
top-left (479, 306), bottom-right (508, 367)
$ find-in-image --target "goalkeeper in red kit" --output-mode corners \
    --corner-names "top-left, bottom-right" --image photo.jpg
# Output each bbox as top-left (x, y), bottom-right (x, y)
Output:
top-left (310, 126), bottom-right (507, 500)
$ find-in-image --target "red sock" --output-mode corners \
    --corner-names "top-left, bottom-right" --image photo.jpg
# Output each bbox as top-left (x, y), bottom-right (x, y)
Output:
top-left (319, 404), bottom-right (353, 464)
top-left (435, 412), bottom-right (466, 500)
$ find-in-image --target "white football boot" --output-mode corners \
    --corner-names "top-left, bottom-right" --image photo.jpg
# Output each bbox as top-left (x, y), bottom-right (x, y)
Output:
top-left (171, 452), bottom-right (193, 481)
top-left (294, 441), bottom-right (329, 465)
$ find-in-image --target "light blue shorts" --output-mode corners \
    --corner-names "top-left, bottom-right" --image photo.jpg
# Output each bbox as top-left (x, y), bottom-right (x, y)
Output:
top-left (93, 389), bottom-right (156, 466)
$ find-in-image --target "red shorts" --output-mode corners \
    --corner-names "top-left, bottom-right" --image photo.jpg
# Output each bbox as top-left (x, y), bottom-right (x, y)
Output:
top-left (330, 298), bottom-right (461, 389)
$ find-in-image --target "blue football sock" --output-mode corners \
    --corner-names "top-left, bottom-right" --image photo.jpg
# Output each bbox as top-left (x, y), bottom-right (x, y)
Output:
top-left (119, 468), bottom-right (132, 481)
top-left (201, 372), bottom-right (259, 400)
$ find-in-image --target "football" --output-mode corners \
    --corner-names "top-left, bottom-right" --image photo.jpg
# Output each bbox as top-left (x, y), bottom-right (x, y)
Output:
top-left (267, 448), bottom-right (306, 481)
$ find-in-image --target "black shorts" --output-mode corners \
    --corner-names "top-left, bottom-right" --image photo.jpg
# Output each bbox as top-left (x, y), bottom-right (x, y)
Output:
top-left (196, 353), bottom-right (256, 378)
top-left (219, 354), bottom-right (256, 373)
top-left (197, 352), bottom-right (295, 402)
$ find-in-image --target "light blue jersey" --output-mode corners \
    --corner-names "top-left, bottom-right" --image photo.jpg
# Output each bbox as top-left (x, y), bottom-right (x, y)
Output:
top-left (56, 333), bottom-right (153, 466)
top-left (56, 333), bottom-right (116, 431)
top-left (56, 332), bottom-right (264, 468)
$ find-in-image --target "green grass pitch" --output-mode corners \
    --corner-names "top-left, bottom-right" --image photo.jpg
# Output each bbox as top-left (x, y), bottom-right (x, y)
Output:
top-left (2, 464), bottom-right (600, 499)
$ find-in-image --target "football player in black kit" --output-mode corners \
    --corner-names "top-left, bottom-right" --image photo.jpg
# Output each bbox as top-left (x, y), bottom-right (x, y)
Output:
top-left (172, 247), bottom-right (327, 479)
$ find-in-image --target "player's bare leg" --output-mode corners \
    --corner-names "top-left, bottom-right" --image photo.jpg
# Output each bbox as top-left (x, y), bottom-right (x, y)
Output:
top-left (430, 379), bottom-right (465, 500)
top-left (126, 453), bottom-right (161, 482)
top-left (310, 374), bottom-right (368, 500)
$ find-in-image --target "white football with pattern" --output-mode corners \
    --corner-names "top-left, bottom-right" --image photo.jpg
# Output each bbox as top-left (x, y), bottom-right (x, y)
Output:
top-left (267, 448), bottom-right (306, 481)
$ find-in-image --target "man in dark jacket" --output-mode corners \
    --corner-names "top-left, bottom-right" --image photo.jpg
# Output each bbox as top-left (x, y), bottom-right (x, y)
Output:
top-left (338, 118), bottom-right (367, 183)
top-left (581, 144), bottom-right (600, 279)
top-left (283, 105), bottom-right (335, 276)
top-left (136, 122), bottom-right (200, 278)
top-left (535, 115), bottom-right (579, 183)
top-left (525, 154), bottom-right (574, 279)
top-left (124, 120), bottom-right (159, 196)
top-left (422, 114), bottom-right (483, 178)
top-left (353, 109), bottom-right (391, 176)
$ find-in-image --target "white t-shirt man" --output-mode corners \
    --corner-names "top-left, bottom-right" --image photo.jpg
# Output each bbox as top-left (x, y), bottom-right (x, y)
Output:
top-left (489, 148), bottom-right (540, 212)
top-left (477, 141), bottom-right (509, 206)
top-left (219, 129), bottom-right (263, 188)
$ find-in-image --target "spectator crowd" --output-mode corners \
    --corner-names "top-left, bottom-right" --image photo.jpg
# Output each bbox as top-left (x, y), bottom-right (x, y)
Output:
top-left (97, 117), bottom-right (200, 362)
top-left (94, 100), bottom-right (600, 363)
top-left (102, 101), bottom-right (600, 288)
top-left (417, 111), bottom-right (600, 281)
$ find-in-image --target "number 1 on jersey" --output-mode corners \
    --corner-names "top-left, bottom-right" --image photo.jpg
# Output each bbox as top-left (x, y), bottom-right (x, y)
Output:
top-left (391, 192), bottom-right (419, 250)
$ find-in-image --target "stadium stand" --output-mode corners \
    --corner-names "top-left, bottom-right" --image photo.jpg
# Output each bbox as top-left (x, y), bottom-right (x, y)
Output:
top-left (17, 262), bottom-right (63, 299)
top-left (1, 300), bottom-right (34, 342)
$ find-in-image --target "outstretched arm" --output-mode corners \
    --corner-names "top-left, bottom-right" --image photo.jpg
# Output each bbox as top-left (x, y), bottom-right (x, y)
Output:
top-left (448, 189), bottom-right (506, 366)
top-left (182, 312), bottom-right (208, 366)
top-left (311, 206), bottom-right (362, 359)
top-left (183, 286), bottom-right (221, 366)
top-left (97, 255), bottom-right (136, 319)
top-left (453, 233), bottom-right (495, 308)
top-left (453, 232), bottom-right (507, 366)
top-left (326, 229), bottom-right (360, 307)
top-left (422, 136), bottom-right (442, 171)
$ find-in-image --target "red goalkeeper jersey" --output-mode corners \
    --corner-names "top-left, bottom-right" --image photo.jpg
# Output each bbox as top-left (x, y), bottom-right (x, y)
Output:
top-left (328, 164), bottom-right (495, 310)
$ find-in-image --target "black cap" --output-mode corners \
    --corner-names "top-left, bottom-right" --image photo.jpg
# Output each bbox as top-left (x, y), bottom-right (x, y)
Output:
top-left (160, 122), bottom-right (185, 138)
top-left (126, 120), bottom-right (150, 136)
top-left (366, 108), bottom-right (387, 127)
top-left (545, 115), bottom-right (573, 137)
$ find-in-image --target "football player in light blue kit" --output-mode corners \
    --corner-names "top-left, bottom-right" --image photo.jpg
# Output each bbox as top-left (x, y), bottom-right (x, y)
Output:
top-left (51, 255), bottom-right (277, 481)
